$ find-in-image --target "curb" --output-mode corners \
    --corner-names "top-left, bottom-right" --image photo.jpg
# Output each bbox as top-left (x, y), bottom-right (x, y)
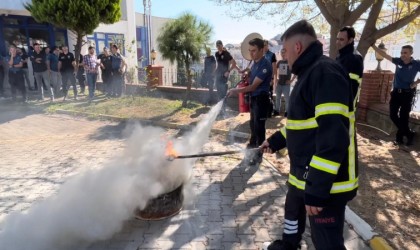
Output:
top-left (345, 207), bottom-right (393, 249)
top-left (54, 109), bottom-right (393, 249)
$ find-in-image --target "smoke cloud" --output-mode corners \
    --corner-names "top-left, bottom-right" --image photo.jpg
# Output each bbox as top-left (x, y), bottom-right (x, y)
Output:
top-left (0, 101), bottom-right (223, 250)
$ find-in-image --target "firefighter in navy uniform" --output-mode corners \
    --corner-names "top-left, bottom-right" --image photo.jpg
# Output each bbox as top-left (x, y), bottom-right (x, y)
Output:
top-left (261, 20), bottom-right (358, 250)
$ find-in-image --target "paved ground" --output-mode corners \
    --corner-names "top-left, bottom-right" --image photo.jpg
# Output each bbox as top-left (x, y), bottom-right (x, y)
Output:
top-left (0, 104), bottom-right (370, 250)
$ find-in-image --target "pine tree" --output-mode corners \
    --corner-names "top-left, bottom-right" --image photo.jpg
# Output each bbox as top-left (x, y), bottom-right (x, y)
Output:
top-left (157, 13), bottom-right (212, 106)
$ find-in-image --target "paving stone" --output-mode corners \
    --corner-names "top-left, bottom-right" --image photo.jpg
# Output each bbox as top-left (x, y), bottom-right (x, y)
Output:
top-left (0, 109), bottom-right (370, 250)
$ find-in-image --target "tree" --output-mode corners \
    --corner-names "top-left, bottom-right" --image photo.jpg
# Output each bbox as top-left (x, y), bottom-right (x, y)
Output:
top-left (211, 0), bottom-right (420, 58)
top-left (157, 13), bottom-right (212, 106)
top-left (25, 0), bottom-right (121, 66)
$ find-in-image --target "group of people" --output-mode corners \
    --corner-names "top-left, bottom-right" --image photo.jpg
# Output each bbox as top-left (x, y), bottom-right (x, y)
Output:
top-left (0, 43), bottom-right (126, 103)
top-left (207, 20), bottom-right (419, 250)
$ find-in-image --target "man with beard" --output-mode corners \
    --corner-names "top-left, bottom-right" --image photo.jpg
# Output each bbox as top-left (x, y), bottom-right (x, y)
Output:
top-left (335, 26), bottom-right (364, 109)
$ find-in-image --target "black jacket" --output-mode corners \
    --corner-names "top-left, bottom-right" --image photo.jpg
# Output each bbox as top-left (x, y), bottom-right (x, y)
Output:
top-left (336, 42), bottom-right (364, 107)
top-left (267, 41), bottom-right (358, 207)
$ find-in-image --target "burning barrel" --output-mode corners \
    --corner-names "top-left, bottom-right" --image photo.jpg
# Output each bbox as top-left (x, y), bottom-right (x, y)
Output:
top-left (135, 184), bottom-right (184, 220)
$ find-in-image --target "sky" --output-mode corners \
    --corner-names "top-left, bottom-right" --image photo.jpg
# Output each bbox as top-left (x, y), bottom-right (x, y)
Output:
top-left (134, 0), bottom-right (284, 44)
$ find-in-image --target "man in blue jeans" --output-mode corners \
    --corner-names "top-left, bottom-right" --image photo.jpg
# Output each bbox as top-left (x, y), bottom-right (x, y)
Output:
top-left (372, 44), bottom-right (420, 146)
top-left (274, 48), bottom-right (294, 117)
top-left (83, 46), bottom-right (99, 103)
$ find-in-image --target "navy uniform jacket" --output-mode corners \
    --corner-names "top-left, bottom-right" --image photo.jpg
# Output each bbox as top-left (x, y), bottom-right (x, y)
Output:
top-left (267, 41), bottom-right (357, 207)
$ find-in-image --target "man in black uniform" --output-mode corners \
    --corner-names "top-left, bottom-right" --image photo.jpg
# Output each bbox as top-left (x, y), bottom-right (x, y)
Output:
top-left (263, 40), bottom-right (277, 117)
top-left (261, 20), bottom-right (357, 250)
top-left (215, 40), bottom-right (237, 114)
top-left (99, 47), bottom-right (113, 97)
top-left (6, 44), bottom-right (27, 102)
top-left (58, 46), bottom-right (77, 101)
top-left (31, 43), bottom-right (52, 100)
top-left (336, 26), bottom-right (364, 109)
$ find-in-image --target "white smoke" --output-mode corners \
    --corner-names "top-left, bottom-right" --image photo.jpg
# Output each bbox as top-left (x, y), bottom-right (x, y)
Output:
top-left (0, 100), bottom-right (224, 250)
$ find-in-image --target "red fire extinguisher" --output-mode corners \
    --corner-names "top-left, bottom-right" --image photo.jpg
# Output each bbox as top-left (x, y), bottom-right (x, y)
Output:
top-left (238, 75), bottom-right (250, 113)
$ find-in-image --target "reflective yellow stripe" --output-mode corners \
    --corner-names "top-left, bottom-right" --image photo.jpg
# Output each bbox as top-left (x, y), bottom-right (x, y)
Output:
top-left (315, 103), bottom-right (349, 118)
top-left (349, 73), bottom-right (363, 109)
top-left (331, 178), bottom-right (359, 193)
top-left (310, 155), bottom-right (340, 175)
top-left (288, 174), bottom-right (358, 194)
top-left (280, 126), bottom-right (287, 139)
top-left (288, 174), bottom-right (305, 190)
top-left (349, 73), bottom-right (362, 84)
top-left (348, 111), bottom-right (356, 180)
top-left (287, 118), bottom-right (318, 130)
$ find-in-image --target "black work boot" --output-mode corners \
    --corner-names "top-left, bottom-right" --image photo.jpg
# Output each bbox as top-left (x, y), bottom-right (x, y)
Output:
top-left (394, 131), bottom-right (404, 146)
top-left (406, 130), bottom-right (416, 146)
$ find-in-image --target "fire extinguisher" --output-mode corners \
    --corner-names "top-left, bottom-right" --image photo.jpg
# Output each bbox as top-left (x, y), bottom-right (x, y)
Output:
top-left (238, 76), bottom-right (250, 113)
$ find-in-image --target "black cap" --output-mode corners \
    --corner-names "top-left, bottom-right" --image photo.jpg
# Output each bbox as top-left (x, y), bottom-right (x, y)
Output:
top-left (216, 40), bottom-right (223, 46)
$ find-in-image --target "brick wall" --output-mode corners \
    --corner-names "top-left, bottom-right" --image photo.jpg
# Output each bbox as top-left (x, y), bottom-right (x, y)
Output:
top-left (357, 70), bottom-right (394, 121)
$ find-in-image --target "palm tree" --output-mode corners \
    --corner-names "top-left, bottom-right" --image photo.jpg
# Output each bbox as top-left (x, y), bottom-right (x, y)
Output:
top-left (157, 13), bottom-right (212, 106)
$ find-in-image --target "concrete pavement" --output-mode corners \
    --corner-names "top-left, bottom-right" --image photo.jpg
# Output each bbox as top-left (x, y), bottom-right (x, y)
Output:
top-left (0, 105), bottom-right (370, 250)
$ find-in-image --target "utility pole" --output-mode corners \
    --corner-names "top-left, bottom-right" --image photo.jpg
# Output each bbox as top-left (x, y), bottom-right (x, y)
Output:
top-left (143, 0), bottom-right (152, 65)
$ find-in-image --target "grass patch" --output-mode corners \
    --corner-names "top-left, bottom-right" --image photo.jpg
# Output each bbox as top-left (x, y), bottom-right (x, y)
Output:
top-left (42, 93), bottom-right (205, 121)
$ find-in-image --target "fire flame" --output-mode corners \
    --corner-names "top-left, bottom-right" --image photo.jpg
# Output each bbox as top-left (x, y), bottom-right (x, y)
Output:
top-left (165, 141), bottom-right (178, 159)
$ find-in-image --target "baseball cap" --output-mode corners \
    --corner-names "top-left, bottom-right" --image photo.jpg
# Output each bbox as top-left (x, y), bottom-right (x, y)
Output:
top-left (216, 40), bottom-right (223, 46)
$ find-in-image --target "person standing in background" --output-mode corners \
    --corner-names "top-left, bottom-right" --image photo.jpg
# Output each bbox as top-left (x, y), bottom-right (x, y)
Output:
top-left (99, 47), bottom-right (113, 97)
top-left (31, 43), bottom-right (52, 100)
top-left (203, 47), bottom-right (216, 105)
top-left (215, 40), bottom-right (237, 115)
top-left (372, 44), bottom-right (420, 146)
top-left (47, 46), bottom-right (61, 101)
top-left (83, 46), bottom-right (99, 103)
top-left (6, 44), bottom-right (27, 103)
top-left (335, 26), bottom-right (364, 109)
top-left (58, 46), bottom-right (77, 101)
top-left (274, 48), bottom-right (294, 117)
top-left (263, 40), bottom-right (277, 117)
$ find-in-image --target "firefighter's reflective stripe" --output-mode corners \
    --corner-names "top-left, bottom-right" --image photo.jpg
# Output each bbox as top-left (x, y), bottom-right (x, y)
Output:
top-left (349, 73), bottom-right (362, 109)
top-left (284, 219), bottom-right (298, 234)
top-left (288, 174), bottom-right (305, 189)
top-left (348, 112), bottom-right (356, 180)
top-left (349, 73), bottom-right (362, 84)
top-left (330, 178), bottom-right (359, 193)
top-left (315, 103), bottom-right (349, 118)
top-left (288, 174), bottom-right (358, 194)
top-left (310, 155), bottom-right (340, 174)
top-left (280, 126), bottom-right (287, 139)
top-left (287, 118), bottom-right (318, 130)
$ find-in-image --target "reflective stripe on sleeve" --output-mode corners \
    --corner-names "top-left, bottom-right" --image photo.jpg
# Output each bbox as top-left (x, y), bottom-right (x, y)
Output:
top-left (280, 126), bottom-right (287, 139)
top-left (309, 155), bottom-right (340, 175)
top-left (286, 118), bottom-right (318, 130)
top-left (315, 103), bottom-right (349, 118)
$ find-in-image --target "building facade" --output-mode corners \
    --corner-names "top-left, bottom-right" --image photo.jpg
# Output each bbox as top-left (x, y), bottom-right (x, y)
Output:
top-left (0, 0), bottom-right (174, 86)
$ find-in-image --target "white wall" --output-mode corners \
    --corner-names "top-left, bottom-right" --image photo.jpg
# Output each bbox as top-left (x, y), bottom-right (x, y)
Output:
top-left (135, 13), bottom-right (177, 84)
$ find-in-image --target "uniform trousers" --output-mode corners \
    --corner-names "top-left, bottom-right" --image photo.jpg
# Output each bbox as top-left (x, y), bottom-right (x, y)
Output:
top-left (8, 70), bottom-right (26, 101)
top-left (389, 89), bottom-right (415, 140)
top-left (249, 94), bottom-right (270, 147)
top-left (61, 70), bottom-right (77, 99)
top-left (281, 186), bottom-right (347, 250)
